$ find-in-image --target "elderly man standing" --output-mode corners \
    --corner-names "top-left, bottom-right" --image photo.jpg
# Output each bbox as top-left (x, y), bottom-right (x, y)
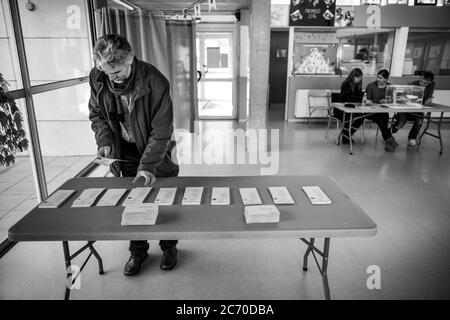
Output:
top-left (88, 34), bottom-right (179, 276)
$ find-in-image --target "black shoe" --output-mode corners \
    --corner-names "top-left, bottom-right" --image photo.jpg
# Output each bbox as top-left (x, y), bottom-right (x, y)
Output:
top-left (124, 253), bottom-right (148, 276)
top-left (160, 247), bottom-right (177, 270)
top-left (390, 126), bottom-right (398, 134)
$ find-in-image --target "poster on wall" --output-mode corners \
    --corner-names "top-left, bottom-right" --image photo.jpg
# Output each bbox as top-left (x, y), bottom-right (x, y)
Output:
top-left (414, 0), bottom-right (437, 5)
top-left (292, 43), bottom-right (337, 74)
top-left (289, 0), bottom-right (336, 27)
top-left (334, 6), bottom-right (354, 27)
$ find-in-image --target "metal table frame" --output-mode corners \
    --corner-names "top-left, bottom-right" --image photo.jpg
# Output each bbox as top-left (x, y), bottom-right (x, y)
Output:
top-left (333, 103), bottom-right (450, 155)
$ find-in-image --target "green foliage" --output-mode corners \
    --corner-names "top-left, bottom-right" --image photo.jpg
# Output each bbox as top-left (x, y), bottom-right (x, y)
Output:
top-left (0, 73), bottom-right (29, 167)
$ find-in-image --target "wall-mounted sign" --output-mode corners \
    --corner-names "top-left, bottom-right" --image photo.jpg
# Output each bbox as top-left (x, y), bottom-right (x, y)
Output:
top-left (289, 0), bottom-right (336, 27)
top-left (334, 6), bottom-right (354, 27)
top-left (414, 0), bottom-right (437, 5)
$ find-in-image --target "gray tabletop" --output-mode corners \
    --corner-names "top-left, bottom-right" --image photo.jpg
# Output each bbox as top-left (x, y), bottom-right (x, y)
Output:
top-left (8, 176), bottom-right (377, 241)
top-left (333, 102), bottom-right (450, 114)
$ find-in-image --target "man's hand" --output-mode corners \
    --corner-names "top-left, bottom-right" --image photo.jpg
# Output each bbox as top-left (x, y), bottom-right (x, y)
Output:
top-left (424, 98), bottom-right (433, 106)
top-left (132, 170), bottom-right (156, 186)
top-left (97, 146), bottom-right (111, 158)
top-left (365, 99), bottom-right (373, 105)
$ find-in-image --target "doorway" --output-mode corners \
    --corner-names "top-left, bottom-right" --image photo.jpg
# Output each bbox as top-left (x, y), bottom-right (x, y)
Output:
top-left (269, 30), bottom-right (289, 107)
top-left (196, 30), bottom-right (237, 119)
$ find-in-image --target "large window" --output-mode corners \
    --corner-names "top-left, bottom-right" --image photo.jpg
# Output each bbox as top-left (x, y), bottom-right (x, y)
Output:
top-left (0, 0), bottom-right (96, 244)
top-left (292, 28), bottom-right (395, 76)
top-left (403, 29), bottom-right (450, 76)
top-left (18, 0), bottom-right (92, 85)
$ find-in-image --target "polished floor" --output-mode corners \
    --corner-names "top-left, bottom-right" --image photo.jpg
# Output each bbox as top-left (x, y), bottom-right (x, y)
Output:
top-left (1, 107), bottom-right (450, 300)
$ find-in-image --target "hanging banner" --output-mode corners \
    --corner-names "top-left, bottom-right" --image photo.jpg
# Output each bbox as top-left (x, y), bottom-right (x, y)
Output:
top-left (289, 0), bottom-right (336, 26)
top-left (208, 0), bottom-right (217, 12)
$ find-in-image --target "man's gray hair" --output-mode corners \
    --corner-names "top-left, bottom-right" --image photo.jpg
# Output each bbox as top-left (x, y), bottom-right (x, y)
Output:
top-left (93, 34), bottom-right (134, 68)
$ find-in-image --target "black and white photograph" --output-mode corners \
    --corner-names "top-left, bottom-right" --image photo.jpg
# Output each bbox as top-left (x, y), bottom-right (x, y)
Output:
top-left (1, 0), bottom-right (450, 308)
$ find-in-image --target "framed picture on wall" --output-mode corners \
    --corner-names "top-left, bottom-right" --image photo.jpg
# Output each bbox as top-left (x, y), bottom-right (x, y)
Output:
top-left (413, 47), bottom-right (424, 59)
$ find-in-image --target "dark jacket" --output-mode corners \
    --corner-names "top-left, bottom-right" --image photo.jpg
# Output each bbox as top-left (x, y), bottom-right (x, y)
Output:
top-left (409, 80), bottom-right (435, 104)
top-left (339, 80), bottom-right (364, 103)
top-left (88, 58), bottom-right (179, 177)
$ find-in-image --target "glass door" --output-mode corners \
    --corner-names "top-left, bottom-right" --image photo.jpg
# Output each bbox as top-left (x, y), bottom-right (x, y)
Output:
top-left (196, 32), bottom-right (236, 119)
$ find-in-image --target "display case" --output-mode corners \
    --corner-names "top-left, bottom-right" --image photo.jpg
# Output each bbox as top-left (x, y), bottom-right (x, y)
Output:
top-left (384, 85), bottom-right (424, 108)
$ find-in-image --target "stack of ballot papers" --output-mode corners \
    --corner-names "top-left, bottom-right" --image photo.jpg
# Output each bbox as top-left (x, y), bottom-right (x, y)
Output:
top-left (244, 205), bottom-right (280, 223)
top-left (154, 188), bottom-right (177, 206)
top-left (96, 189), bottom-right (128, 207)
top-left (182, 187), bottom-right (203, 205)
top-left (122, 187), bottom-right (152, 206)
top-left (39, 190), bottom-right (76, 208)
top-left (239, 188), bottom-right (262, 205)
top-left (268, 187), bottom-right (295, 204)
top-left (71, 188), bottom-right (105, 208)
top-left (121, 203), bottom-right (159, 226)
top-left (211, 187), bottom-right (230, 205)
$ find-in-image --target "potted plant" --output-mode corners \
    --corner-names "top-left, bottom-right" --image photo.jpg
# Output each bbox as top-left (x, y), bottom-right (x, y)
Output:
top-left (0, 73), bottom-right (29, 167)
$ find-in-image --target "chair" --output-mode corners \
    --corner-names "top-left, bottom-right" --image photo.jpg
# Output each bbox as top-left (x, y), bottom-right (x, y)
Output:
top-left (325, 92), bottom-right (341, 140)
top-left (307, 90), bottom-right (331, 127)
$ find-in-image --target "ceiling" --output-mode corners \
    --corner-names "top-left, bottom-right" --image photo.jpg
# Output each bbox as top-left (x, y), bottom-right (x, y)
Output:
top-left (113, 0), bottom-right (250, 14)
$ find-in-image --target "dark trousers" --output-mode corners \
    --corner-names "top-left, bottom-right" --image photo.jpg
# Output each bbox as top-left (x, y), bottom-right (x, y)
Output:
top-left (334, 109), bottom-right (392, 141)
top-left (120, 139), bottom-right (178, 257)
top-left (392, 113), bottom-right (423, 139)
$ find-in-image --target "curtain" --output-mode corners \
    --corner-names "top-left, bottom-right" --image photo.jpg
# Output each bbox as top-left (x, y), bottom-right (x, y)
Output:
top-left (94, 8), bottom-right (196, 132)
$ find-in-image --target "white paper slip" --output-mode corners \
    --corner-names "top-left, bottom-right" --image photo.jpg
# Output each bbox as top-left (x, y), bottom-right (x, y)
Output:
top-left (121, 203), bottom-right (159, 226)
top-left (39, 190), bottom-right (76, 208)
top-left (244, 205), bottom-right (280, 223)
top-left (96, 188), bottom-right (128, 207)
top-left (302, 186), bottom-right (332, 205)
top-left (154, 188), bottom-right (177, 206)
top-left (93, 157), bottom-right (117, 166)
top-left (182, 187), bottom-right (204, 205)
top-left (211, 187), bottom-right (230, 205)
top-left (122, 187), bottom-right (152, 206)
top-left (268, 187), bottom-right (295, 205)
top-left (71, 188), bottom-right (106, 208)
top-left (239, 188), bottom-right (262, 205)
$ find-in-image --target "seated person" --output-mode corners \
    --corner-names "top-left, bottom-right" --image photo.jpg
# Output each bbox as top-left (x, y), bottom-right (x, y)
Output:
top-left (364, 69), bottom-right (398, 151)
top-left (390, 71), bottom-right (435, 146)
top-left (334, 68), bottom-right (364, 144)
top-left (335, 68), bottom-right (398, 152)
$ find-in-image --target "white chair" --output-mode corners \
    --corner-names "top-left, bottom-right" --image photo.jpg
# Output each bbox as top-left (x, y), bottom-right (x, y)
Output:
top-left (307, 90), bottom-right (331, 127)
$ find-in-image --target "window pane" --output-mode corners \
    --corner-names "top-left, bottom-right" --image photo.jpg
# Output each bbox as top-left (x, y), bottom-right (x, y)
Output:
top-left (292, 28), bottom-right (395, 76)
top-left (18, 0), bottom-right (92, 84)
top-left (0, 99), bottom-right (37, 241)
top-left (31, 83), bottom-right (96, 193)
top-left (403, 29), bottom-right (450, 76)
top-left (0, 0), bottom-right (23, 90)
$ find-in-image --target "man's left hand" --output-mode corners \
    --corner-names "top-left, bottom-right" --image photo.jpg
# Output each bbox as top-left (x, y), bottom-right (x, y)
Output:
top-left (132, 170), bottom-right (156, 186)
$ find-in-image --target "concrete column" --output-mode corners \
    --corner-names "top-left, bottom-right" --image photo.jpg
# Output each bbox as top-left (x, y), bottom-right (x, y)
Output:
top-left (248, 0), bottom-right (271, 128)
top-left (391, 27), bottom-right (409, 77)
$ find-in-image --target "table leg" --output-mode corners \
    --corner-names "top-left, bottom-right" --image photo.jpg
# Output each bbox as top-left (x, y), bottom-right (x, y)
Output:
top-left (300, 238), bottom-right (331, 300)
top-left (337, 113), bottom-right (346, 145)
top-left (418, 112), bottom-right (431, 145)
top-left (61, 241), bottom-right (105, 300)
top-left (88, 242), bottom-right (104, 275)
top-left (438, 112), bottom-right (443, 155)
top-left (62, 241), bottom-right (72, 301)
top-left (302, 238), bottom-right (314, 271)
top-left (349, 113), bottom-right (353, 155)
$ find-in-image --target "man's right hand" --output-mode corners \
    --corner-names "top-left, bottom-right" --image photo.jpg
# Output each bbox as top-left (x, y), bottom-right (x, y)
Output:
top-left (97, 146), bottom-right (111, 158)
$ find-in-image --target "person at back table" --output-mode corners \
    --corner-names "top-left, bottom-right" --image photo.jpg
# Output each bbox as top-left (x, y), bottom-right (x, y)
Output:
top-left (336, 68), bottom-right (398, 152)
top-left (390, 71), bottom-right (435, 147)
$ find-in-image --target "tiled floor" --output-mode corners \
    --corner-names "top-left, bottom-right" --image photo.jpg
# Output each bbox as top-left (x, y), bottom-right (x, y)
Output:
top-left (1, 109), bottom-right (450, 300)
